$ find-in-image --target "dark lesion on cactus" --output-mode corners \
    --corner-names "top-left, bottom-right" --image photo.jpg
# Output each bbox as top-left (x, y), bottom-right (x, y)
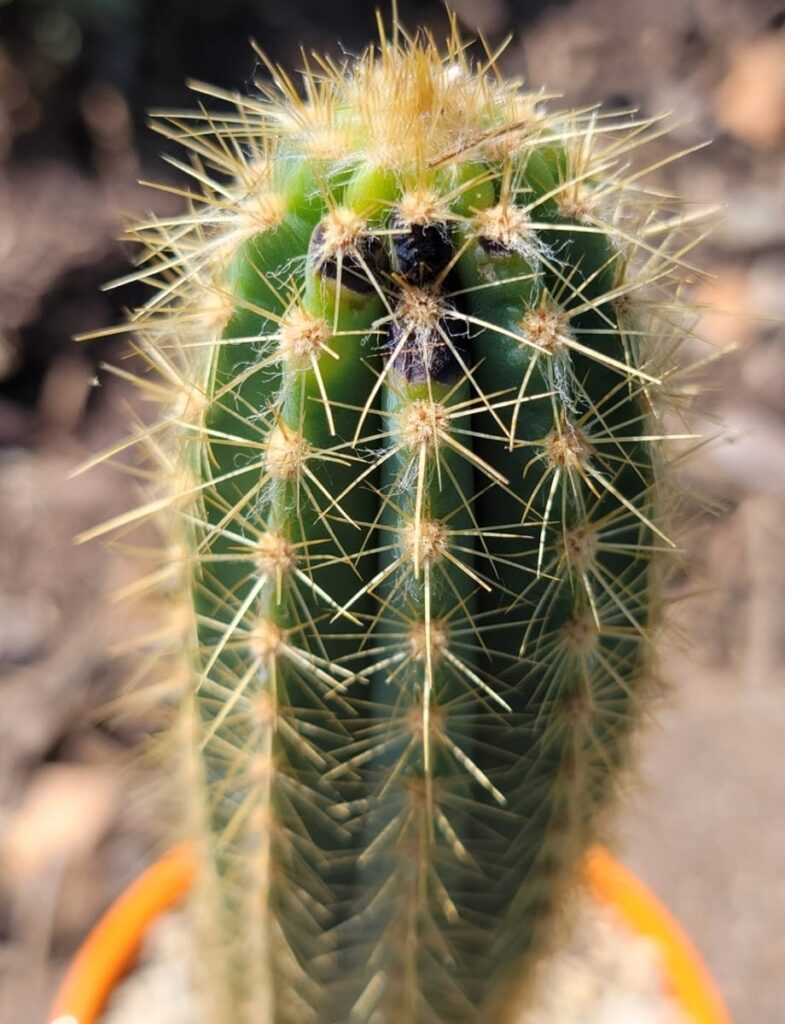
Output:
top-left (391, 217), bottom-right (454, 285)
top-left (386, 295), bottom-right (467, 385)
top-left (475, 202), bottom-right (533, 256)
top-left (309, 219), bottom-right (390, 294)
top-left (478, 234), bottom-right (516, 258)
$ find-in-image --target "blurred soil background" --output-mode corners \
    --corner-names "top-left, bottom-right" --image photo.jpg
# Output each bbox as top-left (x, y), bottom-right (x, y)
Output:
top-left (0, 0), bottom-right (783, 1021)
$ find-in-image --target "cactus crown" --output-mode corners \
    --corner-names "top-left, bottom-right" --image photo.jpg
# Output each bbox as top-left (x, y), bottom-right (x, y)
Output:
top-left (89, 12), bottom-right (703, 1024)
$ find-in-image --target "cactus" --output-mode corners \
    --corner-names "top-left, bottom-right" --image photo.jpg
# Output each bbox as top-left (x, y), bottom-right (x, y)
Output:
top-left (91, 14), bottom-right (703, 1024)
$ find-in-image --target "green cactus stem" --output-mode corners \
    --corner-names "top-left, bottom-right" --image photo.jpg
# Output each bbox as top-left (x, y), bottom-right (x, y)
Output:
top-left (92, 15), bottom-right (703, 1024)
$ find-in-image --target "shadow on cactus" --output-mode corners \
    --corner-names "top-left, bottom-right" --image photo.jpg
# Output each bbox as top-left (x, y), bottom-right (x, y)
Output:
top-left (82, 12), bottom-right (709, 1024)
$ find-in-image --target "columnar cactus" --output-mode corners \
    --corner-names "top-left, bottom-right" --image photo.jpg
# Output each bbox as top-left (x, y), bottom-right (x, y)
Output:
top-left (99, 16), bottom-right (700, 1024)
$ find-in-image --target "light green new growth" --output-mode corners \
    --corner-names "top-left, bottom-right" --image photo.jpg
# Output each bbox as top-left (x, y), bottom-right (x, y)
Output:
top-left (92, 14), bottom-right (704, 1024)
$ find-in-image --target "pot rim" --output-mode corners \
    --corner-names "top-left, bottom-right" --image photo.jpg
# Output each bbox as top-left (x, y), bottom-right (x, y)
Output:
top-left (48, 844), bottom-right (731, 1024)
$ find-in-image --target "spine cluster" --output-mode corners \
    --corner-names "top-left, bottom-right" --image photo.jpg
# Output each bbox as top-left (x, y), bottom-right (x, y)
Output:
top-left (95, 19), bottom-right (702, 1024)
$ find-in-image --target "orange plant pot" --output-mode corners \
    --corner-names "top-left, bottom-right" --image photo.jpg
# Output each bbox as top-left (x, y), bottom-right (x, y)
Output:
top-left (48, 845), bottom-right (732, 1024)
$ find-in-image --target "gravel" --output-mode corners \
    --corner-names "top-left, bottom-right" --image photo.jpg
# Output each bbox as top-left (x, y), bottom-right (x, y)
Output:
top-left (100, 893), bottom-right (688, 1024)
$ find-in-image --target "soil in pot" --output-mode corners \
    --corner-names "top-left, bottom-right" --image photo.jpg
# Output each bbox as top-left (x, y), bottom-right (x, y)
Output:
top-left (100, 892), bottom-right (691, 1024)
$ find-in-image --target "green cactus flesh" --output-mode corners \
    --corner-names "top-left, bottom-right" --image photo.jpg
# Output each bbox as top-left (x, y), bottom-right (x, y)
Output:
top-left (113, 19), bottom-right (699, 1024)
